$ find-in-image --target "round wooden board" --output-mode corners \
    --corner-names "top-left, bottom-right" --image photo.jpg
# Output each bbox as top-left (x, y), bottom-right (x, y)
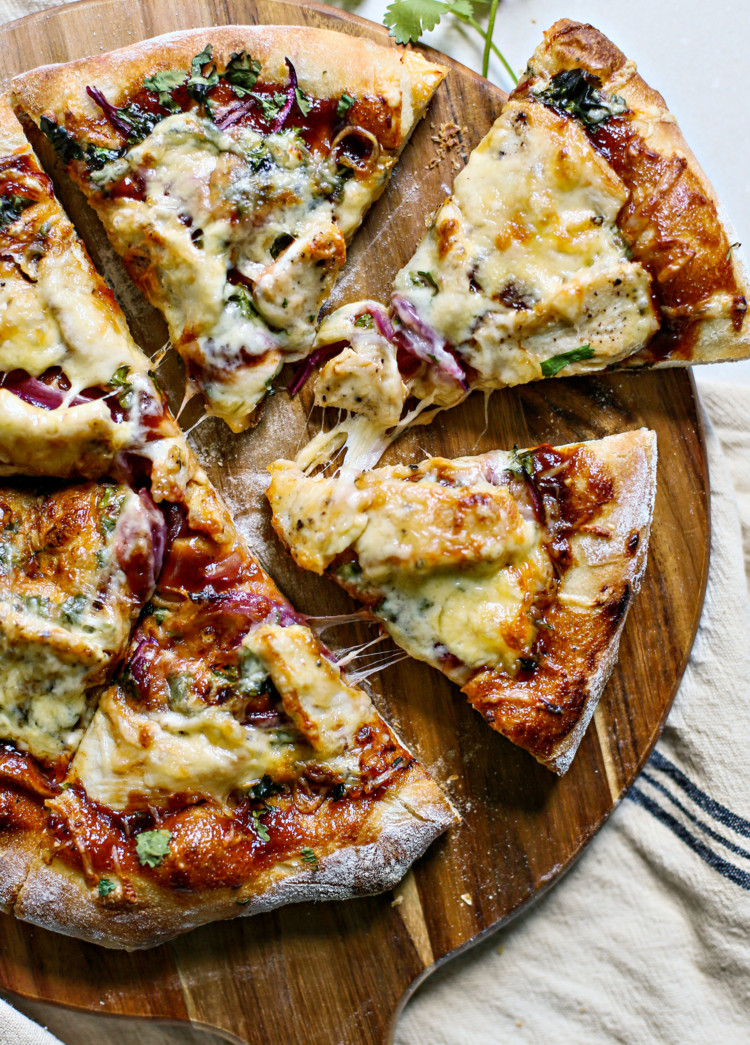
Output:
top-left (0, 2), bottom-right (710, 1043)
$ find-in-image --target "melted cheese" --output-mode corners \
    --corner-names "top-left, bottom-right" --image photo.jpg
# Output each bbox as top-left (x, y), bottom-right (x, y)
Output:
top-left (393, 100), bottom-right (658, 383)
top-left (91, 115), bottom-right (357, 426)
top-left (72, 624), bottom-right (377, 809)
top-left (0, 484), bottom-right (155, 760)
top-left (314, 303), bottom-right (407, 425)
top-left (267, 459), bottom-right (554, 678)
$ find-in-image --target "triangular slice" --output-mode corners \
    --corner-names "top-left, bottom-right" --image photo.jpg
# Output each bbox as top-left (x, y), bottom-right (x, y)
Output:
top-left (267, 429), bottom-right (657, 774)
top-left (0, 96), bottom-right (189, 481)
top-left (294, 20), bottom-right (749, 467)
top-left (9, 463), bottom-right (455, 948)
top-left (11, 27), bottom-right (445, 431)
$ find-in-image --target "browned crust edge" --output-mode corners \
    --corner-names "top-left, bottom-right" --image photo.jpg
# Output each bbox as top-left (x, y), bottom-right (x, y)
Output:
top-left (9, 24), bottom-right (445, 132)
top-left (536, 19), bottom-right (750, 368)
top-left (462, 428), bottom-right (657, 774)
top-left (10, 767), bottom-right (454, 950)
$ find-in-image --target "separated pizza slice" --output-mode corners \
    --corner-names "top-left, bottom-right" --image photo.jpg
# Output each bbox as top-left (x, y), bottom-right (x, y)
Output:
top-left (5, 454), bottom-right (454, 948)
top-left (0, 95), bottom-right (194, 496)
top-left (11, 27), bottom-right (445, 432)
top-left (0, 475), bottom-right (163, 913)
top-left (292, 20), bottom-right (749, 468)
top-left (267, 429), bottom-right (656, 774)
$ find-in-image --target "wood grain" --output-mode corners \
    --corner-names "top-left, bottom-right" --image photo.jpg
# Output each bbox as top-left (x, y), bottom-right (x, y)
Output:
top-left (0, 2), bottom-right (710, 1044)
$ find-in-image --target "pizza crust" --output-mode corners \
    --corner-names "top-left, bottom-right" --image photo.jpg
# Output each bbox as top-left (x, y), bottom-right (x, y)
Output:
top-left (10, 766), bottom-right (454, 950)
top-left (462, 428), bottom-right (657, 773)
top-left (10, 25), bottom-right (445, 142)
top-left (530, 19), bottom-right (750, 368)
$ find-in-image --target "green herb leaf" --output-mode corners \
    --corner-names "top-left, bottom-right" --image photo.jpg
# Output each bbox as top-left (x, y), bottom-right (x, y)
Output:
top-left (98, 877), bottom-right (117, 897)
top-left (540, 344), bottom-right (595, 379)
top-left (228, 283), bottom-right (261, 321)
top-left (40, 116), bottom-right (85, 163)
top-left (300, 846), bottom-right (319, 869)
top-left (252, 810), bottom-right (270, 842)
top-left (337, 92), bottom-right (356, 118)
top-left (354, 312), bottom-right (374, 329)
top-left (143, 68), bottom-right (187, 106)
top-left (384, 0), bottom-right (471, 44)
top-left (250, 90), bottom-right (289, 123)
top-left (507, 445), bottom-right (536, 480)
top-left (225, 52), bottom-right (262, 95)
top-left (294, 87), bottom-right (312, 116)
top-left (135, 829), bottom-right (172, 868)
top-left (61, 594), bottom-right (88, 625)
top-left (248, 775), bottom-right (284, 802)
top-left (536, 69), bottom-right (627, 128)
top-left (331, 783), bottom-right (346, 801)
top-left (186, 44), bottom-right (219, 112)
top-left (0, 194), bottom-right (34, 233)
top-left (212, 664), bottom-right (239, 684)
top-left (107, 364), bottom-right (134, 409)
top-left (270, 232), bottom-right (295, 260)
top-left (410, 270), bottom-right (438, 290)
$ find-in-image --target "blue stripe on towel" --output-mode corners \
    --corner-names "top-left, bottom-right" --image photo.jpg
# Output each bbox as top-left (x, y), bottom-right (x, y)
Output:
top-left (626, 785), bottom-right (750, 890)
top-left (648, 749), bottom-right (750, 838)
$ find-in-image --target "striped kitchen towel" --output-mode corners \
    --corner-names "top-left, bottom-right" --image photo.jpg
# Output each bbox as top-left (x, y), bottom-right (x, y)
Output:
top-left (397, 382), bottom-right (750, 1044)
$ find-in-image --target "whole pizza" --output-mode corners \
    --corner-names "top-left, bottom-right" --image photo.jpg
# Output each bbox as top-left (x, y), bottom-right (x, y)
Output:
top-left (0, 19), bottom-right (745, 949)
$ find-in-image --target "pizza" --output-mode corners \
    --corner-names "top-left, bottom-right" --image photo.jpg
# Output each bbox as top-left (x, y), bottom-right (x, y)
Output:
top-left (266, 429), bottom-right (657, 774)
top-left (0, 78), bottom-right (456, 947)
top-left (294, 20), bottom-right (750, 467)
top-left (10, 27), bottom-right (445, 432)
top-left (4, 467), bottom-right (455, 948)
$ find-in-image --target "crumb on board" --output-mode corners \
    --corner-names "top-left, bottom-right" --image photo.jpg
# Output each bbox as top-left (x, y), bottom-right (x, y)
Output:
top-left (460, 893), bottom-right (473, 906)
top-left (391, 894), bottom-right (404, 908)
top-left (447, 774), bottom-right (459, 783)
top-left (426, 121), bottom-right (468, 170)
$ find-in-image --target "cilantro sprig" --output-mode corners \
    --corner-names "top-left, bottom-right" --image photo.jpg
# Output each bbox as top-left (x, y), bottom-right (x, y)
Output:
top-left (383, 0), bottom-right (517, 84)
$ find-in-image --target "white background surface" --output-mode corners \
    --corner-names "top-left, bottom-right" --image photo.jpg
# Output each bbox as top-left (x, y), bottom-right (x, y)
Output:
top-left (341, 0), bottom-right (750, 384)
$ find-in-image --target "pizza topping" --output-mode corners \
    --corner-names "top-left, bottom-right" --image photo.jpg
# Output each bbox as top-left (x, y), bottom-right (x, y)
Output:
top-left (0, 193), bottom-right (34, 232)
top-left (135, 828), bottom-right (172, 868)
top-left (534, 68), bottom-right (628, 128)
top-left (0, 482), bottom-right (162, 761)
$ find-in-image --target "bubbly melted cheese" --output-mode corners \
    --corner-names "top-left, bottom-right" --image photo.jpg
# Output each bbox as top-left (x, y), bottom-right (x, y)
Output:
top-left (267, 459), bottom-right (554, 679)
top-left (0, 484), bottom-right (156, 760)
top-left (92, 115), bottom-right (354, 426)
top-left (72, 623), bottom-right (377, 809)
top-left (393, 99), bottom-right (658, 385)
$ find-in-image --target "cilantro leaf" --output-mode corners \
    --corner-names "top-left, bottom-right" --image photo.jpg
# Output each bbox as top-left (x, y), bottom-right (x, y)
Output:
top-left (250, 91), bottom-right (289, 123)
top-left (252, 810), bottom-right (270, 842)
top-left (0, 194), bottom-right (34, 233)
top-left (135, 829), bottom-right (172, 868)
top-left (410, 270), bottom-right (438, 290)
top-left (143, 68), bottom-right (187, 107)
top-left (337, 92), bottom-right (356, 118)
top-left (225, 52), bottom-right (262, 95)
top-left (248, 775), bottom-right (283, 802)
top-left (98, 877), bottom-right (117, 898)
top-left (186, 44), bottom-right (219, 112)
top-left (536, 69), bottom-right (627, 128)
top-left (384, 0), bottom-right (474, 45)
top-left (294, 86), bottom-right (312, 116)
top-left (540, 344), bottom-right (595, 379)
top-left (300, 846), bottom-right (319, 869)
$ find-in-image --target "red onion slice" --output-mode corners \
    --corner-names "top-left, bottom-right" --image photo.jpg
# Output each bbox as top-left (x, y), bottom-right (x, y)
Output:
top-left (271, 58), bottom-right (297, 133)
top-left (86, 85), bottom-right (132, 137)
top-left (391, 295), bottom-right (467, 388)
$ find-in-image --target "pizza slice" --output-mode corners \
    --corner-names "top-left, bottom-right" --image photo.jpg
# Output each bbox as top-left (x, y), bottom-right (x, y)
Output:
top-left (0, 474), bottom-right (163, 914)
top-left (11, 27), bottom-right (445, 432)
top-left (2, 449), bottom-right (454, 947)
top-left (292, 20), bottom-right (749, 467)
top-left (0, 95), bottom-right (194, 498)
top-left (267, 429), bottom-right (656, 774)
